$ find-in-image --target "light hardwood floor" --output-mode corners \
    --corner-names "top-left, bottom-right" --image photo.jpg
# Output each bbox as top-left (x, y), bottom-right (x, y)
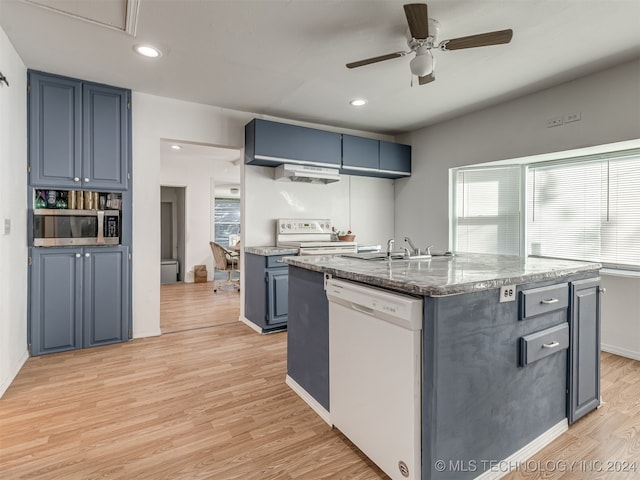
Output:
top-left (160, 281), bottom-right (240, 334)
top-left (1, 283), bottom-right (638, 479)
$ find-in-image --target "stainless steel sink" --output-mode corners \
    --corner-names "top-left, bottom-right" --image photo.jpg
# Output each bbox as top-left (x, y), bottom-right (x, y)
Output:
top-left (341, 252), bottom-right (454, 261)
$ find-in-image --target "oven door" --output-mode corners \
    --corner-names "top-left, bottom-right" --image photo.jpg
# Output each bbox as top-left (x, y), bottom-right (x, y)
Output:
top-left (298, 245), bottom-right (358, 255)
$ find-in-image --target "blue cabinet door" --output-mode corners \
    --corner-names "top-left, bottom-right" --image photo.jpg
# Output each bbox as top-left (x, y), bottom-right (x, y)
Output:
top-left (30, 248), bottom-right (82, 356)
top-left (267, 269), bottom-right (289, 325)
top-left (83, 246), bottom-right (129, 347)
top-left (28, 71), bottom-right (82, 188)
top-left (83, 83), bottom-right (129, 190)
top-left (341, 134), bottom-right (379, 175)
top-left (246, 119), bottom-right (341, 167)
top-left (379, 140), bottom-right (411, 177)
top-left (568, 278), bottom-right (601, 424)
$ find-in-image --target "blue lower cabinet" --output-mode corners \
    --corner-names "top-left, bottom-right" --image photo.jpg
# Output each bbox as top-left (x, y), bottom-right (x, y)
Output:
top-left (30, 248), bottom-right (83, 356)
top-left (29, 246), bottom-right (130, 356)
top-left (244, 253), bottom-right (293, 331)
top-left (83, 247), bottom-right (129, 348)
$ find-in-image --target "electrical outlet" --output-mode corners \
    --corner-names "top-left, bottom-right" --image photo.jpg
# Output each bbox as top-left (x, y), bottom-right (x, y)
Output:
top-left (500, 285), bottom-right (516, 303)
top-left (3, 217), bottom-right (10, 235)
top-left (546, 116), bottom-right (563, 128)
top-left (564, 112), bottom-right (581, 123)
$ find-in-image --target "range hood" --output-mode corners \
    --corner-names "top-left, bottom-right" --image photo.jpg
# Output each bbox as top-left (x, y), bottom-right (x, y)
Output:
top-left (274, 164), bottom-right (340, 184)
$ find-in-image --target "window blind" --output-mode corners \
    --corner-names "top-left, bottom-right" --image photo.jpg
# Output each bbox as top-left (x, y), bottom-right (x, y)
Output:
top-left (214, 198), bottom-right (240, 247)
top-left (527, 150), bottom-right (640, 269)
top-left (452, 166), bottom-right (521, 255)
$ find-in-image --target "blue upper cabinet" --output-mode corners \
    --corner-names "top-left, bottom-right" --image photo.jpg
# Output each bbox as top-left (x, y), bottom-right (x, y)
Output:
top-left (28, 70), bottom-right (130, 190)
top-left (28, 71), bottom-right (82, 188)
top-left (342, 136), bottom-right (411, 179)
top-left (245, 119), bottom-right (341, 167)
top-left (379, 140), bottom-right (411, 178)
top-left (341, 134), bottom-right (379, 175)
top-left (82, 83), bottom-right (129, 190)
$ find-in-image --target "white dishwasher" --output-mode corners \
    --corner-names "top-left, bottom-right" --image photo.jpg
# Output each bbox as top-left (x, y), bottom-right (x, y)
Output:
top-left (326, 278), bottom-right (423, 480)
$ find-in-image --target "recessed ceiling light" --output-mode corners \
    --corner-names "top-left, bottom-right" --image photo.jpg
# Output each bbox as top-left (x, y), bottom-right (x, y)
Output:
top-left (170, 144), bottom-right (182, 150)
top-left (134, 44), bottom-right (162, 58)
top-left (349, 98), bottom-right (367, 107)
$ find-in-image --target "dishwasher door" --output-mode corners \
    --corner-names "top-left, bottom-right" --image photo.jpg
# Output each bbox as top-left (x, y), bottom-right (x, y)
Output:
top-left (326, 278), bottom-right (423, 480)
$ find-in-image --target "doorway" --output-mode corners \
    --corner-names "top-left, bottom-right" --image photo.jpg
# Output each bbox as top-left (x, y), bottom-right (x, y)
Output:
top-left (158, 139), bottom-right (242, 334)
top-left (160, 186), bottom-right (186, 283)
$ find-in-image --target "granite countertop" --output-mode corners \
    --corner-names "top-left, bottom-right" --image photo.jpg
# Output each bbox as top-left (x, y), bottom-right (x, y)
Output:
top-left (245, 246), bottom-right (299, 256)
top-left (283, 253), bottom-right (601, 296)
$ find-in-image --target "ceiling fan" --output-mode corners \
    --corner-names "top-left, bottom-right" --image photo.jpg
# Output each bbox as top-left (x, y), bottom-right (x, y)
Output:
top-left (346, 3), bottom-right (513, 85)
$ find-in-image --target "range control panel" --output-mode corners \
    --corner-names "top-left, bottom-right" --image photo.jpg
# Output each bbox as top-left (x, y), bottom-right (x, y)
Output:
top-left (277, 218), bottom-right (332, 234)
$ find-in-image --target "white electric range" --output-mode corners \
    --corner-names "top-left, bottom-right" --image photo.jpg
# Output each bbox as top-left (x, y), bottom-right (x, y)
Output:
top-left (276, 218), bottom-right (357, 255)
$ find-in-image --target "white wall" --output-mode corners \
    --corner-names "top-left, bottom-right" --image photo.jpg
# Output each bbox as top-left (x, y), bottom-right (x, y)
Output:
top-left (132, 93), bottom-right (250, 338)
top-left (133, 95), bottom-right (396, 338)
top-left (397, 59), bottom-right (640, 359)
top-left (0, 27), bottom-right (28, 397)
top-left (244, 169), bottom-right (394, 248)
top-left (600, 273), bottom-right (640, 361)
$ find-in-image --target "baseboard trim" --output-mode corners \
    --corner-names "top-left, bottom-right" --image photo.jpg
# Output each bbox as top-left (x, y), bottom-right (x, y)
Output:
top-left (601, 343), bottom-right (640, 361)
top-left (474, 419), bottom-right (568, 480)
top-left (132, 328), bottom-right (162, 339)
top-left (239, 316), bottom-right (263, 333)
top-left (0, 349), bottom-right (29, 399)
top-left (285, 374), bottom-right (331, 426)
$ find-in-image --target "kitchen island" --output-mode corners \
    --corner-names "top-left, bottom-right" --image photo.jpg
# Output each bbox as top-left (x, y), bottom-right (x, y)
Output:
top-left (283, 253), bottom-right (601, 480)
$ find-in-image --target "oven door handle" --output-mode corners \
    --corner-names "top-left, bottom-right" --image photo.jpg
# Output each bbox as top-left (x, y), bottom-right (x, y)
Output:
top-left (96, 210), bottom-right (105, 244)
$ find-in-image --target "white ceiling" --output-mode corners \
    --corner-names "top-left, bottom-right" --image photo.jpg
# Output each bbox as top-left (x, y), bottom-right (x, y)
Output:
top-left (1, 0), bottom-right (640, 135)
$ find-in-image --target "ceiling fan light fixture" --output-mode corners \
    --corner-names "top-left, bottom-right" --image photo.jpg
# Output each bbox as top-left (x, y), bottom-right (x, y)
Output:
top-left (409, 50), bottom-right (433, 77)
top-left (349, 98), bottom-right (368, 107)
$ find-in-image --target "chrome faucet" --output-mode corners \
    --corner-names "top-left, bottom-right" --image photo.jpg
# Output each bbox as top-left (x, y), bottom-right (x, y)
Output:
top-left (386, 239), bottom-right (395, 258)
top-left (404, 237), bottom-right (420, 255)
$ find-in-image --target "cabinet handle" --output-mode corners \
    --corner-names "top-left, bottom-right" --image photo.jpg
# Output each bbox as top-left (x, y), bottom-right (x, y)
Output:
top-left (84, 178), bottom-right (90, 183)
top-left (75, 253), bottom-right (81, 258)
top-left (542, 341), bottom-right (560, 349)
top-left (85, 253), bottom-right (90, 258)
top-left (73, 177), bottom-right (80, 182)
top-left (599, 287), bottom-right (607, 294)
top-left (540, 298), bottom-right (559, 305)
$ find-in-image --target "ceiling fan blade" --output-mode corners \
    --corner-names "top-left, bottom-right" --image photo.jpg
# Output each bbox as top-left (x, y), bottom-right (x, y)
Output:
top-left (440, 29), bottom-right (513, 51)
top-left (404, 3), bottom-right (429, 40)
top-left (418, 73), bottom-right (435, 85)
top-left (346, 51), bottom-right (407, 69)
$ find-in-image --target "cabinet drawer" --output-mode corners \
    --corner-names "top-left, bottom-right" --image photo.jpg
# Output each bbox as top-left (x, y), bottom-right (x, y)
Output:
top-left (266, 255), bottom-right (291, 268)
top-left (519, 323), bottom-right (569, 366)
top-left (519, 283), bottom-right (568, 319)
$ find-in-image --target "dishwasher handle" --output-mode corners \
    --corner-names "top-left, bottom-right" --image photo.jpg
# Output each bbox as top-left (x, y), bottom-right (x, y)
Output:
top-left (351, 302), bottom-right (375, 316)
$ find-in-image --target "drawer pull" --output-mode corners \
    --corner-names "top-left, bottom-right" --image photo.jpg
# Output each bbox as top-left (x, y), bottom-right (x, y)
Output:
top-left (542, 341), bottom-right (560, 349)
top-left (540, 298), bottom-right (559, 305)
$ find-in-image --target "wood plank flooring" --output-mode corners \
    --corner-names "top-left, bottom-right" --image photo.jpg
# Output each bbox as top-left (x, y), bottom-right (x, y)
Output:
top-left (160, 281), bottom-right (239, 334)
top-left (1, 282), bottom-right (639, 479)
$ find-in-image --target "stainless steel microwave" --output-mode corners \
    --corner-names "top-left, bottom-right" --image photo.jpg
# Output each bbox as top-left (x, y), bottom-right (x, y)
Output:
top-left (33, 209), bottom-right (120, 247)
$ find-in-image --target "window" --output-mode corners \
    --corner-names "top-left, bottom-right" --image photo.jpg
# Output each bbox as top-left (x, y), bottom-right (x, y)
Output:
top-left (451, 166), bottom-right (522, 255)
top-left (450, 148), bottom-right (640, 270)
top-left (214, 198), bottom-right (240, 247)
top-left (528, 150), bottom-right (640, 269)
